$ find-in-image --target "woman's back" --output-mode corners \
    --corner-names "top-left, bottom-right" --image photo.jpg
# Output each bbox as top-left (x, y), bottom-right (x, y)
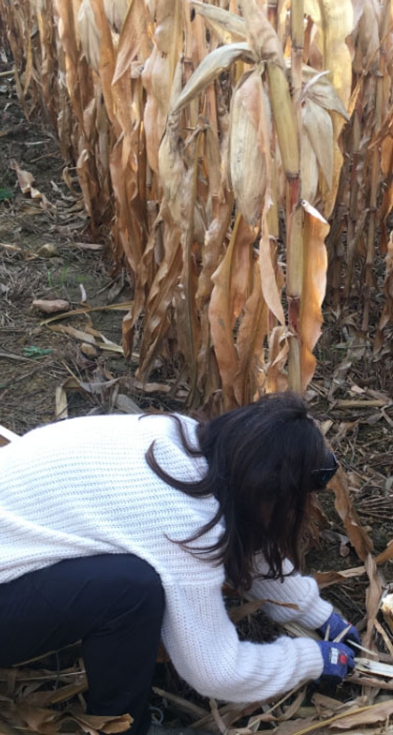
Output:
top-left (0, 414), bottom-right (219, 584)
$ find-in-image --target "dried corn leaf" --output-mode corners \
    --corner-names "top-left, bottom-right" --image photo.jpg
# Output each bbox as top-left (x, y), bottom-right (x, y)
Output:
top-left (196, 196), bottom-right (233, 403)
top-left (183, 7), bottom-right (209, 130)
top-left (306, 0), bottom-right (354, 217)
top-left (24, 679), bottom-right (87, 707)
top-left (89, 0), bottom-right (117, 129)
top-left (158, 57), bottom-right (187, 227)
top-left (177, 147), bottom-right (202, 402)
top-left (240, 0), bottom-right (285, 67)
top-left (352, 0), bottom-right (380, 74)
top-left (303, 99), bottom-right (333, 190)
top-left (78, 0), bottom-right (100, 71)
top-left (137, 207), bottom-right (183, 376)
top-left (154, 0), bottom-right (182, 57)
top-left (302, 67), bottom-right (350, 120)
top-left (112, 0), bottom-right (151, 84)
top-left (314, 566), bottom-right (368, 589)
top-left (10, 160), bottom-right (35, 194)
top-left (172, 42), bottom-right (256, 113)
top-left (270, 699), bottom-right (393, 735)
top-left (299, 200), bottom-right (329, 390)
top-left (80, 712), bottom-right (133, 734)
top-left (158, 122), bottom-right (186, 228)
top-left (196, 195), bottom-right (233, 308)
top-left (355, 657), bottom-right (393, 678)
top-left (329, 467), bottom-right (374, 561)
top-left (305, 0), bottom-right (354, 108)
top-left (228, 215), bottom-right (254, 323)
top-left (103, 0), bottom-right (129, 32)
top-left (235, 260), bottom-right (269, 404)
top-left (190, 1), bottom-right (246, 42)
top-left (209, 224), bottom-right (243, 408)
top-left (143, 49), bottom-right (171, 174)
top-left (10, 160), bottom-right (51, 207)
top-left (48, 324), bottom-right (123, 353)
top-left (314, 541), bottom-right (393, 589)
top-left (56, 0), bottom-right (86, 130)
top-left (363, 554), bottom-right (382, 652)
top-left (330, 699), bottom-right (393, 729)
top-left (265, 326), bottom-right (289, 394)
top-left (110, 140), bottom-right (143, 273)
top-left (0, 695), bottom-right (123, 735)
top-left (76, 148), bottom-right (96, 221)
top-left (259, 207), bottom-right (285, 326)
top-left (35, 0), bottom-right (57, 118)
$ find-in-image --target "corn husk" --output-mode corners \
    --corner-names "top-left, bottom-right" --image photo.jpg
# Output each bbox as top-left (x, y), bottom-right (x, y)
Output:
top-left (229, 71), bottom-right (269, 226)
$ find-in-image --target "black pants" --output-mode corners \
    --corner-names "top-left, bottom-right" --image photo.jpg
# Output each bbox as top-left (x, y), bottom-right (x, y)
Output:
top-left (0, 554), bottom-right (165, 735)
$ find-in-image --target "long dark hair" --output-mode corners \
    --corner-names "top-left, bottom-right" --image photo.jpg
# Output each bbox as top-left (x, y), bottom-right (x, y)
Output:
top-left (145, 393), bottom-right (337, 590)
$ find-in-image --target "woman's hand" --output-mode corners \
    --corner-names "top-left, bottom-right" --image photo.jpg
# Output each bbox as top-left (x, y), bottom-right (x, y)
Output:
top-left (318, 611), bottom-right (360, 650)
top-left (316, 641), bottom-right (355, 685)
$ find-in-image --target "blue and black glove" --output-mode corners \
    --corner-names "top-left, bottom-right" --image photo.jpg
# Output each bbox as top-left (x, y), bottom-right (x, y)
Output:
top-left (318, 612), bottom-right (360, 651)
top-left (316, 640), bottom-right (355, 685)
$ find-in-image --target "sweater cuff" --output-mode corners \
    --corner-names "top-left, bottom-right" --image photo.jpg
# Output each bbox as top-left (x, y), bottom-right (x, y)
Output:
top-left (291, 637), bottom-right (324, 681)
top-left (296, 596), bottom-right (333, 631)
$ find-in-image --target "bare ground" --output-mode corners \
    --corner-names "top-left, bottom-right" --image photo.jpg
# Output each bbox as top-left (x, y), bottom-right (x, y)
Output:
top-left (0, 70), bottom-right (181, 432)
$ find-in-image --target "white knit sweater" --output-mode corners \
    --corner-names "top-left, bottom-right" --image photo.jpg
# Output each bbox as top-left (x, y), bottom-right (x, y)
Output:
top-left (0, 414), bottom-right (332, 703)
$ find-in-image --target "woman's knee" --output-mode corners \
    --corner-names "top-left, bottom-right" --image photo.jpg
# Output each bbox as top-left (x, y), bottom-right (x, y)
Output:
top-left (98, 554), bottom-right (165, 620)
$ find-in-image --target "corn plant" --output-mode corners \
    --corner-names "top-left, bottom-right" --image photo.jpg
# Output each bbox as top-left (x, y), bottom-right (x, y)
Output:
top-left (1, 0), bottom-right (392, 411)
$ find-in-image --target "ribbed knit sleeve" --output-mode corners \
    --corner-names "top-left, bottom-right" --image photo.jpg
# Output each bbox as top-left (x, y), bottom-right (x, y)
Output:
top-left (161, 572), bottom-right (324, 703)
top-left (247, 556), bottom-right (332, 630)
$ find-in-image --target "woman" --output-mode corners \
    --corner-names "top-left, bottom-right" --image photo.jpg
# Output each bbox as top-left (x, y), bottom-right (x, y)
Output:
top-left (0, 393), bottom-right (359, 734)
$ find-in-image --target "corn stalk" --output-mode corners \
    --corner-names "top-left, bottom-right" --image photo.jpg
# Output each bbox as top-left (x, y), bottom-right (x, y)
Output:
top-left (1, 0), bottom-right (393, 410)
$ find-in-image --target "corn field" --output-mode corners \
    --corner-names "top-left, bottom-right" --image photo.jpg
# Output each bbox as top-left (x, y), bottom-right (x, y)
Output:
top-left (1, 0), bottom-right (392, 412)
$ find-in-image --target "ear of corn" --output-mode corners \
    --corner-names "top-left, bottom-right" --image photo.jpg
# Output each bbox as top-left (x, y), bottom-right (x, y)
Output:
top-left (267, 64), bottom-right (300, 179)
top-left (229, 71), bottom-right (268, 226)
top-left (300, 122), bottom-right (319, 204)
top-left (2, 0), bottom-right (393, 409)
top-left (303, 99), bottom-right (333, 192)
